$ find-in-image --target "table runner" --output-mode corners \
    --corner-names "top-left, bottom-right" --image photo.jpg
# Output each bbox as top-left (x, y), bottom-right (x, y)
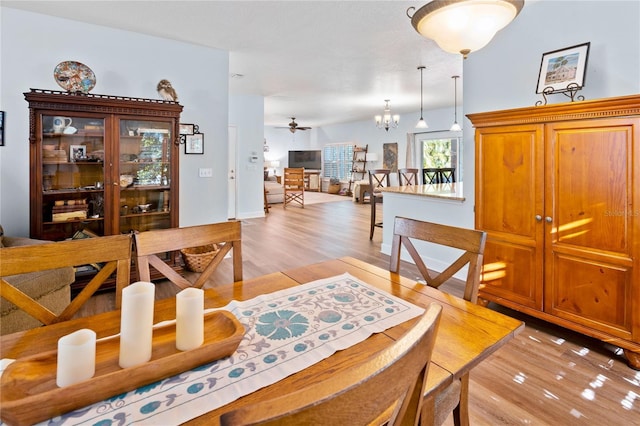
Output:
top-left (6, 273), bottom-right (424, 425)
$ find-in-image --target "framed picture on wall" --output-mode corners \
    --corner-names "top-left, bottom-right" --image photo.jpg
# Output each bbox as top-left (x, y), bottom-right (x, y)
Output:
top-left (383, 142), bottom-right (398, 172)
top-left (185, 133), bottom-right (204, 154)
top-left (536, 42), bottom-right (590, 94)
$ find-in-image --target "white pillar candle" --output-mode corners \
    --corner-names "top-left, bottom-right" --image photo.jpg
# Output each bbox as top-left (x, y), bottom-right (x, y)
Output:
top-left (56, 328), bottom-right (96, 387)
top-left (176, 287), bottom-right (204, 351)
top-left (119, 281), bottom-right (155, 368)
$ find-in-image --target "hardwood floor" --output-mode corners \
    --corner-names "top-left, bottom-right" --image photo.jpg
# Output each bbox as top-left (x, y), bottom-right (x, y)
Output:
top-left (83, 196), bottom-right (640, 425)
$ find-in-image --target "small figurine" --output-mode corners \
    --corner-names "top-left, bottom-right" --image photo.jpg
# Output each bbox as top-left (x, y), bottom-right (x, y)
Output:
top-left (157, 79), bottom-right (178, 101)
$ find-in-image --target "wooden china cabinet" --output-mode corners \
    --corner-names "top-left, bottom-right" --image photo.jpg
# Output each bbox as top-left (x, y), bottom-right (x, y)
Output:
top-left (468, 94), bottom-right (640, 368)
top-left (26, 89), bottom-right (182, 290)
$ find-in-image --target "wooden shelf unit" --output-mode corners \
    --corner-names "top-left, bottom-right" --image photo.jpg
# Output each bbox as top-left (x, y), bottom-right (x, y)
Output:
top-left (347, 144), bottom-right (368, 196)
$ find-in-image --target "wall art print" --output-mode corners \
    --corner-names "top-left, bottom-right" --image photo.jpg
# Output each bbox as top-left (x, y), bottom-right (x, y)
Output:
top-left (383, 142), bottom-right (398, 172)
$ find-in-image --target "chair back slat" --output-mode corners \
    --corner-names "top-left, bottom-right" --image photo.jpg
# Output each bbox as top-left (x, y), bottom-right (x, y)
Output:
top-left (389, 217), bottom-right (486, 303)
top-left (422, 168), bottom-right (456, 184)
top-left (134, 221), bottom-right (243, 289)
top-left (398, 168), bottom-right (419, 186)
top-left (368, 169), bottom-right (391, 191)
top-left (0, 234), bottom-right (132, 325)
top-left (220, 303), bottom-right (442, 426)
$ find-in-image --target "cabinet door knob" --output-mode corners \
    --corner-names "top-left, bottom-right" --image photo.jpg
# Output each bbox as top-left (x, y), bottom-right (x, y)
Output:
top-left (535, 215), bottom-right (542, 221)
top-left (545, 216), bottom-right (553, 223)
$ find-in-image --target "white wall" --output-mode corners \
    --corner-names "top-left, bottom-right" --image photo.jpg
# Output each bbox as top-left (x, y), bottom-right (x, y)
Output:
top-left (0, 7), bottom-right (230, 236)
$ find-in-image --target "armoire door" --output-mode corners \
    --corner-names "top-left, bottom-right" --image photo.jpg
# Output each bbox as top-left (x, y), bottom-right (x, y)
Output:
top-left (544, 118), bottom-right (640, 338)
top-left (475, 123), bottom-right (545, 310)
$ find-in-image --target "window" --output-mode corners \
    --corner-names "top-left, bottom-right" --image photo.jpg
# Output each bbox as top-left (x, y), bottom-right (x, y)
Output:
top-left (418, 132), bottom-right (462, 181)
top-left (323, 143), bottom-right (355, 180)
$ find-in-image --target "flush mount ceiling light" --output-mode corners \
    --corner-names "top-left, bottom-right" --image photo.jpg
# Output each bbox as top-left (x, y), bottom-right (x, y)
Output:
top-left (375, 100), bottom-right (400, 131)
top-left (450, 75), bottom-right (462, 131)
top-left (407, 0), bottom-right (524, 59)
top-left (416, 66), bottom-right (428, 129)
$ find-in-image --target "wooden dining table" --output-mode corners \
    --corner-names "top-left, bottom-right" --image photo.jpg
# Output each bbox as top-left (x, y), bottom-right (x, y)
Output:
top-left (1, 257), bottom-right (524, 425)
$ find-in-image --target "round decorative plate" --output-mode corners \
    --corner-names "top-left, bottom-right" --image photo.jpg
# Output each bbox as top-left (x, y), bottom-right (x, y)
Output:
top-left (53, 61), bottom-right (96, 93)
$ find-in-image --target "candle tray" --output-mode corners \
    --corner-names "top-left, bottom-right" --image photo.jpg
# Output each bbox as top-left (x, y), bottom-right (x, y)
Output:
top-left (0, 310), bottom-right (244, 426)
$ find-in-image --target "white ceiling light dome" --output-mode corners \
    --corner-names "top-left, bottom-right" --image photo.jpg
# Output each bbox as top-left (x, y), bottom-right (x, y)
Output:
top-left (408, 0), bottom-right (524, 58)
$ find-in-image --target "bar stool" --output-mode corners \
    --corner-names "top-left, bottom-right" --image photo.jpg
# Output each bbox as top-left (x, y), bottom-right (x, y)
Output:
top-left (438, 167), bottom-right (456, 183)
top-left (368, 169), bottom-right (391, 240)
top-left (422, 168), bottom-right (440, 184)
top-left (398, 168), bottom-right (419, 186)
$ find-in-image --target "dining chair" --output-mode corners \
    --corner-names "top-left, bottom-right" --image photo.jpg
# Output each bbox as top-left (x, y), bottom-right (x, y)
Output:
top-left (398, 168), bottom-right (419, 186)
top-left (0, 233), bottom-right (132, 326)
top-left (422, 168), bottom-right (440, 184)
top-left (283, 167), bottom-right (305, 208)
top-left (389, 217), bottom-right (487, 426)
top-left (438, 168), bottom-right (456, 184)
top-left (369, 169), bottom-right (391, 240)
top-left (220, 303), bottom-right (442, 426)
top-left (134, 221), bottom-right (242, 290)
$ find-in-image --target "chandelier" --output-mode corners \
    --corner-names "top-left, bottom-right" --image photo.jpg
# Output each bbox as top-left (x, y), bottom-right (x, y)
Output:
top-left (407, 0), bottom-right (524, 59)
top-left (375, 100), bottom-right (400, 131)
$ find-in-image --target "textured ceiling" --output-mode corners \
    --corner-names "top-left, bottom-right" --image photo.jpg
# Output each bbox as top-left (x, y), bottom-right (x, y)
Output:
top-left (4, 1), bottom-right (465, 128)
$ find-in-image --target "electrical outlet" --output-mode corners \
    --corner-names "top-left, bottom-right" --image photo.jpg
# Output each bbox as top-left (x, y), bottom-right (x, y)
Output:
top-left (198, 168), bottom-right (213, 178)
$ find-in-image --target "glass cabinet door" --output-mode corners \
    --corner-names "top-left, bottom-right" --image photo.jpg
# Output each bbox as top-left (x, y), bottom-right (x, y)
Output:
top-left (118, 119), bottom-right (173, 234)
top-left (41, 115), bottom-right (105, 240)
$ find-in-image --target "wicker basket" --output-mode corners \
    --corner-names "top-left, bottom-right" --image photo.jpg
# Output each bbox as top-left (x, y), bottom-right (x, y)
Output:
top-left (180, 244), bottom-right (219, 273)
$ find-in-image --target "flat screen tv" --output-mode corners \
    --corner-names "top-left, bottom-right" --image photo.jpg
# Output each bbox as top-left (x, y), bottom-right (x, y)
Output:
top-left (288, 150), bottom-right (321, 170)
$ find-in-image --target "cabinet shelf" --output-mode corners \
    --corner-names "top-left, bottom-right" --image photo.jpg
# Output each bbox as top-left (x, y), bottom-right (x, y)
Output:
top-left (44, 217), bottom-right (104, 226)
top-left (120, 185), bottom-right (170, 191)
top-left (121, 211), bottom-right (170, 219)
top-left (44, 189), bottom-right (104, 195)
top-left (43, 161), bottom-right (103, 165)
top-left (44, 133), bottom-right (104, 138)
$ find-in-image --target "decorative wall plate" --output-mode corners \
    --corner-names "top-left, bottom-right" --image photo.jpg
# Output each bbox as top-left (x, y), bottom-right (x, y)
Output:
top-left (53, 61), bottom-right (96, 93)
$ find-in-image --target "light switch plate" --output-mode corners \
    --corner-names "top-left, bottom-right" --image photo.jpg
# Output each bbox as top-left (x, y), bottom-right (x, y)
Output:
top-left (198, 168), bottom-right (213, 178)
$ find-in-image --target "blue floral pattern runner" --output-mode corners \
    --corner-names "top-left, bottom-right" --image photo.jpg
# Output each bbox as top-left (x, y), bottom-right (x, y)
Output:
top-left (22, 273), bottom-right (425, 425)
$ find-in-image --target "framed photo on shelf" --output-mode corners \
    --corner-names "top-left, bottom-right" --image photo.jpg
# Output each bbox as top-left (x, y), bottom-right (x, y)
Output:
top-left (185, 133), bottom-right (204, 155)
top-left (536, 42), bottom-right (590, 94)
top-left (70, 144), bottom-right (87, 161)
top-left (179, 123), bottom-right (195, 135)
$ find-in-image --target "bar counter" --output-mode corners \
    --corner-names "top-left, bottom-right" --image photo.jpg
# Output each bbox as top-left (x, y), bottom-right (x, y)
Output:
top-left (380, 182), bottom-right (465, 201)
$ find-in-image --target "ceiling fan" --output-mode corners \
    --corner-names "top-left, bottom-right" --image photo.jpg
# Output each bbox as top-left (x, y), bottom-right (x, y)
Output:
top-left (278, 117), bottom-right (312, 133)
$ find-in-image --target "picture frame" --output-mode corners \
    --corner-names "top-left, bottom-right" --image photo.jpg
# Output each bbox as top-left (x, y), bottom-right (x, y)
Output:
top-left (383, 142), bottom-right (398, 172)
top-left (536, 42), bottom-right (590, 94)
top-left (70, 144), bottom-right (87, 161)
top-left (185, 133), bottom-right (204, 154)
top-left (179, 123), bottom-right (195, 135)
top-left (0, 111), bottom-right (4, 146)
